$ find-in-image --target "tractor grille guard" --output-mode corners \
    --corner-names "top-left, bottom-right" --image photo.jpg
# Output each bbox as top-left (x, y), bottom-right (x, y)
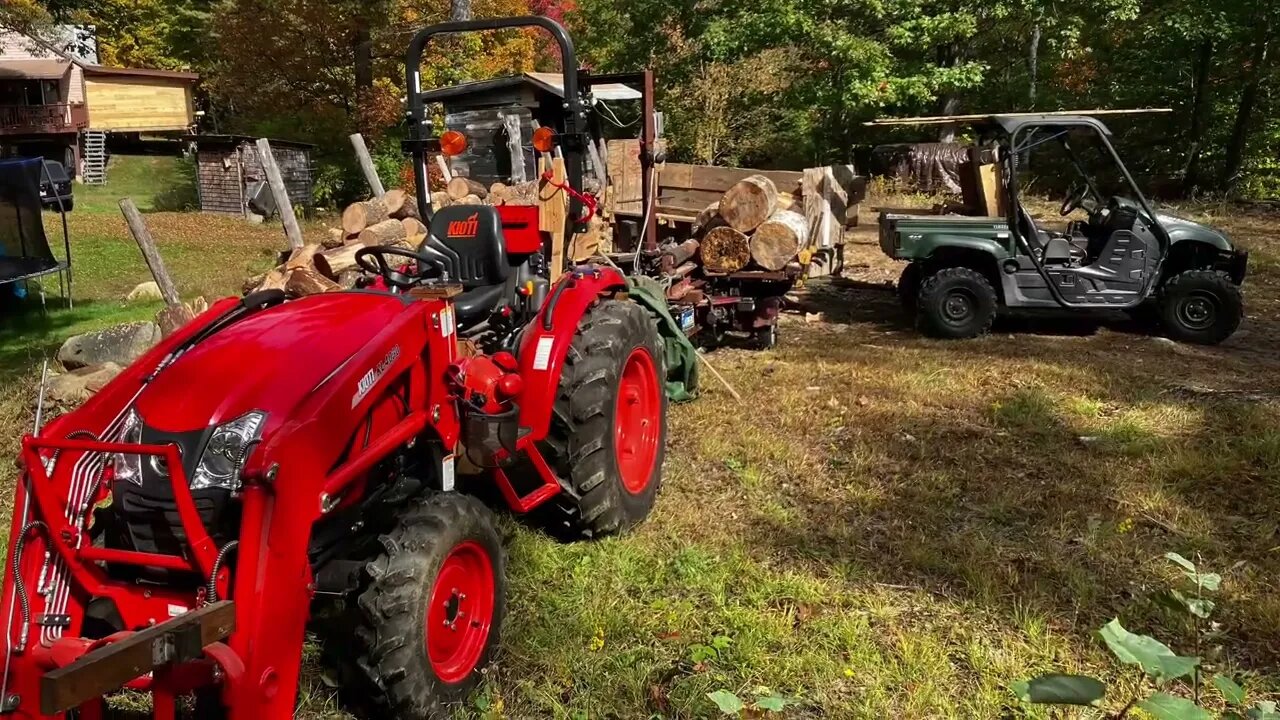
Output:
top-left (18, 435), bottom-right (221, 598)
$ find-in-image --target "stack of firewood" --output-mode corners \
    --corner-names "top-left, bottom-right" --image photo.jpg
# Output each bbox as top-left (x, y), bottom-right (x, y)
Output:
top-left (661, 174), bottom-right (811, 302)
top-left (244, 178), bottom-right (545, 298)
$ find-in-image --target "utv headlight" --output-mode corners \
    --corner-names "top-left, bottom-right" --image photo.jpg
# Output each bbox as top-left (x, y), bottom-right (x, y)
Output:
top-left (191, 412), bottom-right (266, 491)
top-left (112, 409), bottom-right (145, 486)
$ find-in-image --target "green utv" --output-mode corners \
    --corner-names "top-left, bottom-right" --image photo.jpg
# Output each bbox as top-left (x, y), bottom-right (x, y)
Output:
top-left (877, 113), bottom-right (1248, 345)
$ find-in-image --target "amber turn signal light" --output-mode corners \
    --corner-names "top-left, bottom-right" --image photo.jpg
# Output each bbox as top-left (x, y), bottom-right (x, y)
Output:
top-left (532, 127), bottom-right (557, 153)
top-left (439, 130), bottom-right (468, 157)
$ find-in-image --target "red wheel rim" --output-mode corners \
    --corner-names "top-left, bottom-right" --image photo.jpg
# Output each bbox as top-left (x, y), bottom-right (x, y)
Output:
top-left (614, 347), bottom-right (661, 495)
top-left (425, 540), bottom-right (496, 684)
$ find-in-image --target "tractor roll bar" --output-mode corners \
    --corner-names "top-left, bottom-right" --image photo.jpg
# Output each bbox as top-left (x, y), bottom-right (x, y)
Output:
top-left (403, 17), bottom-right (587, 230)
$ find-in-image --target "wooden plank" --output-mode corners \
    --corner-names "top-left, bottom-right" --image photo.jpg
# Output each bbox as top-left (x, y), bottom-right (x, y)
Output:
top-left (82, 77), bottom-right (193, 131)
top-left (255, 138), bottom-right (304, 250)
top-left (606, 139), bottom-right (643, 205)
top-left (538, 155), bottom-right (568, 279)
top-left (349, 133), bottom-right (385, 197)
top-left (119, 198), bottom-right (180, 307)
top-left (41, 602), bottom-right (236, 715)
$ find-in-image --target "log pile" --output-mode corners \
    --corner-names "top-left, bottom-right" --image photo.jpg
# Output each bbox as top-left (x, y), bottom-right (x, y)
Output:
top-left (251, 178), bottom-right (546, 298)
top-left (660, 174), bottom-right (810, 286)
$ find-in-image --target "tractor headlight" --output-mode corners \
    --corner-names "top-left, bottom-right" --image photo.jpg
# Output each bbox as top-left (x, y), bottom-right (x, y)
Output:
top-left (112, 409), bottom-right (145, 485)
top-left (191, 412), bottom-right (265, 491)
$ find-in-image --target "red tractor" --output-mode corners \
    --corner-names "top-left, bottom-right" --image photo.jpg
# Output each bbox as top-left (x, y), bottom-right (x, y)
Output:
top-left (0, 18), bottom-right (667, 720)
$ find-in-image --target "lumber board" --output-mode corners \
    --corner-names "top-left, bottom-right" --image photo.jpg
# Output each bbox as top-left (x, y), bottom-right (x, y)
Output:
top-left (660, 164), bottom-right (804, 195)
top-left (41, 602), bottom-right (236, 714)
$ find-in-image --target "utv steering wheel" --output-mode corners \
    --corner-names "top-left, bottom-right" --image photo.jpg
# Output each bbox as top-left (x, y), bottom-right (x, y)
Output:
top-left (355, 246), bottom-right (441, 290)
top-left (1060, 182), bottom-right (1090, 216)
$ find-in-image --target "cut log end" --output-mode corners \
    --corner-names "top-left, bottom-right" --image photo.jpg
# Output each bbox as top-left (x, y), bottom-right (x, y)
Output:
top-left (750, 208), bottom-right (808, 271)
top-left (718, 174), bottom-right (779, 233)
top-left (701, 226), bottom-right (751, 273)
top-left (342, 199), bottom-right (390, 235)
top-left (446, 177), bottom-right (488, 201)
top-left (358, 219), bottom-right (408, 247)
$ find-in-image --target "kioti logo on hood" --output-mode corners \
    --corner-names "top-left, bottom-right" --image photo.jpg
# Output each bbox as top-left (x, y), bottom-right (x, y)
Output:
top-left (447, 213), bottom-right (479, 238)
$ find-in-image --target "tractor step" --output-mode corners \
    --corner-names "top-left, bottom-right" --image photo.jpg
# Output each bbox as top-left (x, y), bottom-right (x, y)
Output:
top-left (40, 601), bottom-right (236, 715)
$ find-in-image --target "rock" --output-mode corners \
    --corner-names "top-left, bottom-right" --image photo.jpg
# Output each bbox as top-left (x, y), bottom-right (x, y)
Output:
top-left (47, 363), bottom-right (123, 405)
top-left (245, 212), bottom-right (265, 224)
top-left (125, 281), bottom-right (164, 303)
top-left (57, 322), bottom-right (162, 370)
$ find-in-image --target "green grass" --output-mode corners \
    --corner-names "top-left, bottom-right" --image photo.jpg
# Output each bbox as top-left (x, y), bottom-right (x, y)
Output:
top-left (2, 161), bottom-right (1280, 718)
top-left (74, 154), bottom-right (200, 214)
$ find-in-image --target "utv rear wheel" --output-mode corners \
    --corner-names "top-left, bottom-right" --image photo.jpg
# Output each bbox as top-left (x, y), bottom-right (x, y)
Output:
top-left (537, 298), bottom-right (667, 540)
top-left (1157, 269), bottom-right (1242, 345)
top-left (352, 494), bottom-right (506, 719)
top-left (916, 267), bottom-right (997, 339)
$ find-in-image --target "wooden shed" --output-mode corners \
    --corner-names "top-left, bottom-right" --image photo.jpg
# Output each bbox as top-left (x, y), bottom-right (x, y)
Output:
top-left (189, 135), bottom-right (314, 217)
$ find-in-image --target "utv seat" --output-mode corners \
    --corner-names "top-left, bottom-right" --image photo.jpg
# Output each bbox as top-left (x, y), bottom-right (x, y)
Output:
top-left (419, 205), bottom-right (514, 328)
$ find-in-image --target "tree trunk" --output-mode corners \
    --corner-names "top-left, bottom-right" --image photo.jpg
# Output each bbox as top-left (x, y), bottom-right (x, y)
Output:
top-left (935, 43), bottom-right (963, 142)
top-left (353, 20), bottom-right (373, 113)
top-left (1183, 39), bottom-right (1214, 194)
top-left (717, 174), bottom-right (779, 232)
top-left (701, 226), bottom-right (751, 273)
top-left (1028, 21), bottom-right (1041, 107)
top-left (1221, 31), bottom-right (1272, 191)
top-left (750, 208), bottom-right (808, 271)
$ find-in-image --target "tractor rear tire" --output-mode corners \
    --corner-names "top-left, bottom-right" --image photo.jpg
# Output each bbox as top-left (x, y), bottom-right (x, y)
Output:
top-left (537, 298), bottom-right (667, 540)
top-left (350, 493), bottom-right (506, 719)
top-left (1157, 269), bottom-right (1243, 345)
top-left (916, 267), bottom-right (997, 339)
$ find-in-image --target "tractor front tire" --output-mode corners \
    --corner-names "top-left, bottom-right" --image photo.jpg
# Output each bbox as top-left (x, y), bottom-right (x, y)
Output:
top-left (351, 493), bottom-right (506, 719)
top-left (537, 298), bottom-right (667, 540)
top-left (916, 267), bottom-right (998, 339)
top-left (1157, 269), bottom-right (1243, 345)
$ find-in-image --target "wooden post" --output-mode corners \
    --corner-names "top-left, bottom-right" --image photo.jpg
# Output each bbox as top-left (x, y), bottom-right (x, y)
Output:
top-left (434, 155), bottom-right (453, 186)
top-left (119, 198), bottom-right (180, 307)
top-left (349, 133), bottom-right (386, 197)
top-left (255, 138), bottom-right (304, 250)
top-left (502, 113), bottom-right (526, 183)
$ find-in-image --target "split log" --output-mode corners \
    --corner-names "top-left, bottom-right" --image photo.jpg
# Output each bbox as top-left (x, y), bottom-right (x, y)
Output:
top-left (446, 177), bottom-right (488, 201)
top-left (382, 189), bottom-right (413, 218)
top-left (342, 199), bottom-right (389, 235)
top-left (717, 174), bottom-right (779, 233)
top-left (286, 267), bottom-right (341, 297)
top-left (247, 268), bottom-right (287, 294)
top-left (701, 226), bottom-right (751, 273)
top-left (659, 239), bottom-right (700, 274)
top-left (401, 217), bottom-right (428, 238)
top-left (489, 183), bottom-right (510, 205)
top-left (314, 243), bottom-right (367, 279)
top-left (750, 208), bottom-right (809, 271)
top-left (458, 194), bottom-right (482, 205)
top-left (358, 219), bottom-right (408, 247)
top-left (503, 180), bottom-right (539, 206)
top-left (431, 191), bottom-right (451, 210)
top-left (776, 191), bottom-right (803, 212)
top-left (284, 243), bottom-right (321, 272)
top-left (324, 227), bottom-right (346, 249)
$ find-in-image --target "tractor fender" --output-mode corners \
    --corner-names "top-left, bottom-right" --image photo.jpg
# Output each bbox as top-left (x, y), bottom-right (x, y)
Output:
top-left (516, 265), bottom-right (627, 440)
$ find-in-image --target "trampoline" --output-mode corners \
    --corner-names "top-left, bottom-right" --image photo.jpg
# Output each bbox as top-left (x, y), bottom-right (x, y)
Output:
top-left (0, 157), bottom-right (72, 309)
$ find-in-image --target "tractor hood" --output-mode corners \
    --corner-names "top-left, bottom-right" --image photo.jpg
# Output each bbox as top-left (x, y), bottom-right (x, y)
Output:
top-left (1153, 211), bottom-right (1235, 251)
top-left (134, 292), bottom-right (412, 433)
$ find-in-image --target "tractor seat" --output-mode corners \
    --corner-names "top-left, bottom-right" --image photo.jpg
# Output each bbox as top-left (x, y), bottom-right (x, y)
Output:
top-left (419, 205), bottom-right (513, 328)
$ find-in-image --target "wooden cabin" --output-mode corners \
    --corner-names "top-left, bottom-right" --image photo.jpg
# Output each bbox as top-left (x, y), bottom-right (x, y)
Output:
top-left (0, 27), bottom-right (197, 182)
top-left (190, 135), bottom-right (314, 218)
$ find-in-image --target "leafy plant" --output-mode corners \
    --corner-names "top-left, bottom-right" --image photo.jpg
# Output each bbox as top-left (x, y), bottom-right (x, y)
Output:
top-left (1012, 553), bottom-right (1277, 719)
top-left (706, 687), bottom-right (797, 716)
top-left (689, 634), bottom-right (732, 665)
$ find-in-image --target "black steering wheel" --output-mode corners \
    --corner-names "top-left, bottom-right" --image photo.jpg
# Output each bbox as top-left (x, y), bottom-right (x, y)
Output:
top-left (1060, 182), bottom-right (1090, 216)
top-left (355, 246), bottom-right (436, 290)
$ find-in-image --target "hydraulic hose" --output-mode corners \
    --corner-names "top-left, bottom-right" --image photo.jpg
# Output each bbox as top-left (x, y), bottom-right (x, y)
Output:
top-left (207, 541), bottom-right (238, 602)
top-left (11, 521), bottom-right (48, 653)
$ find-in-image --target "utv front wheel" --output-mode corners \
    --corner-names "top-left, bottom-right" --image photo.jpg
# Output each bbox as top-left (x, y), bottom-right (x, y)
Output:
top-left (1157, 269), bottom-right (1242, 345)
top-left (353, 494), bottom-right (506, 719)
top-left (537, 298), bottom-right (668, 540)
top-left (916, 267), bottom-right (997, 339)
top-left (898, 263), bottom-right (923, 312)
